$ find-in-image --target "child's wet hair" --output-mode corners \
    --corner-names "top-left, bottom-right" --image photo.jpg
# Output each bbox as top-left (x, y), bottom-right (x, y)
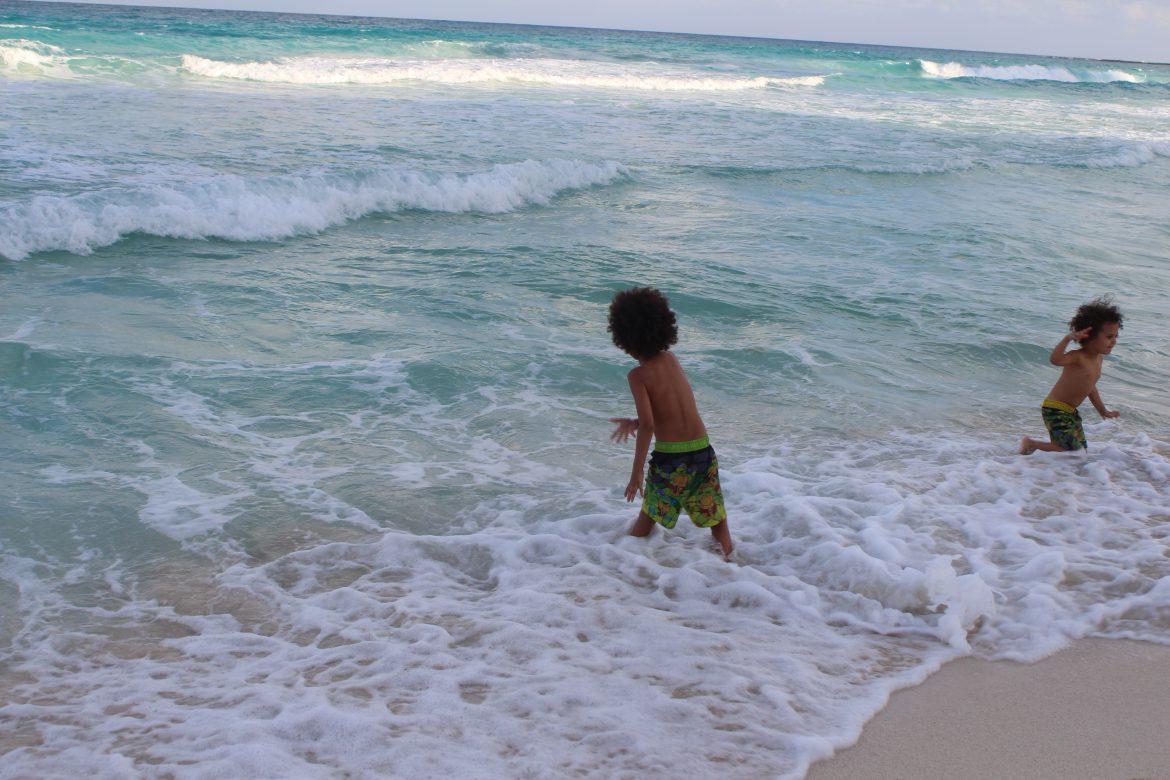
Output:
top-left (1069, 296), bottom-right (1123, 342)
top-left (608, 287), bottom-right (678, 360)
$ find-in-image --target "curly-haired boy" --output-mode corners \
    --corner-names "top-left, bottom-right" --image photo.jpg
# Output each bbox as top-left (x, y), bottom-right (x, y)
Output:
top-left (1021, 297), bottom-right (1123, 454)
top-left (607, 287), bottom-right (733, 556)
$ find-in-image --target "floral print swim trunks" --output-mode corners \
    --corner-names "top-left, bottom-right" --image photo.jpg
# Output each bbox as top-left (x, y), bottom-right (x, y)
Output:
top-left (641, 436), bottom-right (727, 529)
top-left (1041, 399), bottom-right (1087, 451)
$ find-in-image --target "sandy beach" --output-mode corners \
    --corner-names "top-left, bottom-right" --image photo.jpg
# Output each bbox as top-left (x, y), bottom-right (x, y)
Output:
top-left (806, 638), bottom-right (1170, 780)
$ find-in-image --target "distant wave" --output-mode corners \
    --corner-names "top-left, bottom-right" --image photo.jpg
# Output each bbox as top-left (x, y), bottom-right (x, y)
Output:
top-left (0, 159), bottom-right (627, 261)
top-left (412, 38), bottom-right (543, 57)
top-left (686, 139), bottom-right (1170, 177)
top-left (0, 40), bottom-right (65, 72)
top-left (180, 54), bottom-right (824, 91)
top-left (1079, 140), bottom-right (1170, 168)
top-left (688, 158), bottom-right (978, 178)
top-left (1, 39), bottom-right (175, 83)
top-left (918, 59), bottom-right (1143, 84)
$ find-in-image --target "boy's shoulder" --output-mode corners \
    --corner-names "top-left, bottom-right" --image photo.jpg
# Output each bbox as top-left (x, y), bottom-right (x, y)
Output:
top-left (627, 350), bottom-right (677, 378)
top-left (1059, 347), bottom-right (1102, 370)
top-left (1065, 346), bottom-right (1096, 362)
top-left (642, 350), bottom-right (680, 369)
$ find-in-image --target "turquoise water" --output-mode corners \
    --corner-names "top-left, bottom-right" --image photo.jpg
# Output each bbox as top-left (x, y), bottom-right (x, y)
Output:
top-left (3, 2), bottom-right (1170, 777)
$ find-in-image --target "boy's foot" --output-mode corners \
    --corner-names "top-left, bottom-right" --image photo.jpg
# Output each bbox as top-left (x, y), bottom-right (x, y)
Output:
top-left (709, 539), bottom-right (734, 560)
top-left (1019, 437), bottom-right (1038, 455)
top-left (709, 521), bottom-right (733, 559)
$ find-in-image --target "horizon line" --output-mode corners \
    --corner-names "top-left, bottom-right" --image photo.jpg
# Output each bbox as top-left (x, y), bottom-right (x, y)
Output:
top-left (15, 0), bottom-right (1170, 65)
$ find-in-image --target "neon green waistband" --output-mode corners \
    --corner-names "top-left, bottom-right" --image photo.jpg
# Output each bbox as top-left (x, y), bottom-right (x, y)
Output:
top-left (1042, 399), bottom-right (1078, 414)
top-left (654, 435), bottom-right (710, 454)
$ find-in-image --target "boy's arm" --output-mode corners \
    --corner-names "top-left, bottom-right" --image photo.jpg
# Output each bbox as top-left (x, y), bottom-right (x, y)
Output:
top-left (1050, 328), bottom-right (1091, 366)
top-left (624, 371), bottom-right (655, 502)
top-left (1088, 388), bottom-right (1119, 418)
top-left (609, 417), bottom-right (638, 443)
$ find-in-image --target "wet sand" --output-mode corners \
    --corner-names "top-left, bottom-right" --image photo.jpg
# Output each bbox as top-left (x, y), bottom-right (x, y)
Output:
top-left (807, 638), bottom-right (1170, 780)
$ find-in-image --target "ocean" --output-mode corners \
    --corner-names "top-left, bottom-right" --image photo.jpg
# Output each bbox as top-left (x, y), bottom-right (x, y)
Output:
top-left (2, 2), bottom-right (1169, 777)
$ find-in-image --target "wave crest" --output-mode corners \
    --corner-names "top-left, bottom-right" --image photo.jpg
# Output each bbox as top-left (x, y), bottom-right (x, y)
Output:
top-left (1081, 140), bottom-right (1170, 168)
top-left (180, 54), bottom-right (823, 91)
top-left (919, 59), bottom-right (1143, 83)
top-left (0, 40), bottom-right (65, 72)
top-left (0, 159), bottom-right (628, 261)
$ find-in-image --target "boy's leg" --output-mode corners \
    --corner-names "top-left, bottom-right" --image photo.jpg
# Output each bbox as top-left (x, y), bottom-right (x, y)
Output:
top-left (1025, 405), bottom-right (1088, 455)
top-left (630, 510), bottom-right (655, 537)
top-left (709, 520), bottom-right (733, 557)
top-left (1020, 436), bottom-right (1067, 455)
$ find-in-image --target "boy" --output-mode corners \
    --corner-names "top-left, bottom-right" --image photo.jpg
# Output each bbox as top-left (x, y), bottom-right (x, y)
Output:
top-left (607, 287), bottom-right (733, 557)
top-left (1020, 297), bottom-right (1123, 455)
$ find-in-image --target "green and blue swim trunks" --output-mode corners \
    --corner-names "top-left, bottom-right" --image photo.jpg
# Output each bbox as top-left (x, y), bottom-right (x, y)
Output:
top-left (641, 435), bottom-right (727, 529)
top-left (1041, 398), bottom-right (1087, 451)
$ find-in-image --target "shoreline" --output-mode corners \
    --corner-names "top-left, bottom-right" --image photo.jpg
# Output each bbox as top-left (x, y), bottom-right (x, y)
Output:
top-left (806, 637), bottom-right (1170, 780)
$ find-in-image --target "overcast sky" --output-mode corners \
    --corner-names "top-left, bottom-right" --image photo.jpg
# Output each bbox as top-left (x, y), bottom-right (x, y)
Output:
top-left (62, 0), bottom-right (1170, 62)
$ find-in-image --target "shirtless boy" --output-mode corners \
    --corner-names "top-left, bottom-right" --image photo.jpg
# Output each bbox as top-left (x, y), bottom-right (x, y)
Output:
top-left (607, 287), bottom-right (733, 556)
top-left (1020, 297), bottom-right (1123, 455)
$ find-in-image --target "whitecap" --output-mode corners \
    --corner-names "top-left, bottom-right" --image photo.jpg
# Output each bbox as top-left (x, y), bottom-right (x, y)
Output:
top-left (919, 59), bottom-right (1143, 84)
top-left (1080, 140), bottom-right (1170, 168)
top-left (0, 39), bottom-right (66, 72)
top-left (180, 53), bottom-right (824, 92)
top-left (0, 159), bottom-right (628, 260)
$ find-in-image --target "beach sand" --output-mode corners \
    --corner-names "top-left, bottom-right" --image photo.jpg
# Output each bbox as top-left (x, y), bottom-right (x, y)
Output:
top-left (806, 638), bottom-right (1170, 780)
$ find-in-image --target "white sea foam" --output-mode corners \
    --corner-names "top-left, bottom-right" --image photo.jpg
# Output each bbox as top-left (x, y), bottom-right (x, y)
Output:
top-left (1081, 140), bottom-right (1170, 168)
top-left (180, 53), bottom-right (824, 91)
top-left (919, 59), bottom-right (1143, 83)
top-left (0, 40), bottom-right (65, 72)
top-left (0, 159), bottom-right (627, 260)
top-left (1, 318), bottom-right (41, 342)
top-left (408, 38), bottom-right (542, 58)
top-left (4, 426), bottom-right (1168, 778)
top-left (36, 354), bottom-right (419, 540)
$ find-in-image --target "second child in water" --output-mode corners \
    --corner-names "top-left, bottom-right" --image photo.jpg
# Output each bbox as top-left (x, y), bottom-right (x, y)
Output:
top-left (607, 287), bottom-right (733, 557)
top-left (1021, 297), bottom-right (1123, 455)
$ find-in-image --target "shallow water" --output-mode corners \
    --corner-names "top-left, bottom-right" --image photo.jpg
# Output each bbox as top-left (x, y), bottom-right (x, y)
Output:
top-left (3, 2), bottom-right (1170, 777)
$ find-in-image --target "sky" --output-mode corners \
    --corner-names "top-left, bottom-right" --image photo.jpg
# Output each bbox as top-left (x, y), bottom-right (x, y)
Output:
top-left (40, 0), bottom-right (1170, 62)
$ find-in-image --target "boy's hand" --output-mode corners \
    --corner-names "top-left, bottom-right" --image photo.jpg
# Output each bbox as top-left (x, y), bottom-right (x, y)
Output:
top-left (609, 417), bottom-right (638, 443)
top-left (1069, 327), bottom-right (1092, 342)
top-left (624, 475), bottom-right (643, 503)
top-left (1100, 409), bottom-right (1120, 419)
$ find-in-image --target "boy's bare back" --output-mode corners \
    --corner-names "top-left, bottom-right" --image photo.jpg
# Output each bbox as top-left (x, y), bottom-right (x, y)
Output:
top-left (607, 286), bottom-right (732, 557)
top-left (627, 351), bottom-right (707, 443)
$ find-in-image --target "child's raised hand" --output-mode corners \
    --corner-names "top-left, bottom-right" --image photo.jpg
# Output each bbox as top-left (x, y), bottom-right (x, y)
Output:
top-left (1070, 327), bottom-right (1092, 342)
top-left (609, 417), bottom-right (638, 443)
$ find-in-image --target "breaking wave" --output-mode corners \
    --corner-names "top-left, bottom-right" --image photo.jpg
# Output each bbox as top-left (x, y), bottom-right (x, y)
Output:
top-left (180, 53), bottom-right (825, 91)
top-left (919, 59), bottom-right (1143, 83)
top-left (0, 40), bottom-right (66, 73)
top-left (1077, 140), bottom-right (1170, 168)
top-left (0, 159), bottom-right (628, 261)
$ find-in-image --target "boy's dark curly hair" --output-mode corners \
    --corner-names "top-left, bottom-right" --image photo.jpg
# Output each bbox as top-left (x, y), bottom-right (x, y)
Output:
top-left (608, 287), bottom-right (678, 360)
top-left (1069, 296), bottom-right (1123, 343)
